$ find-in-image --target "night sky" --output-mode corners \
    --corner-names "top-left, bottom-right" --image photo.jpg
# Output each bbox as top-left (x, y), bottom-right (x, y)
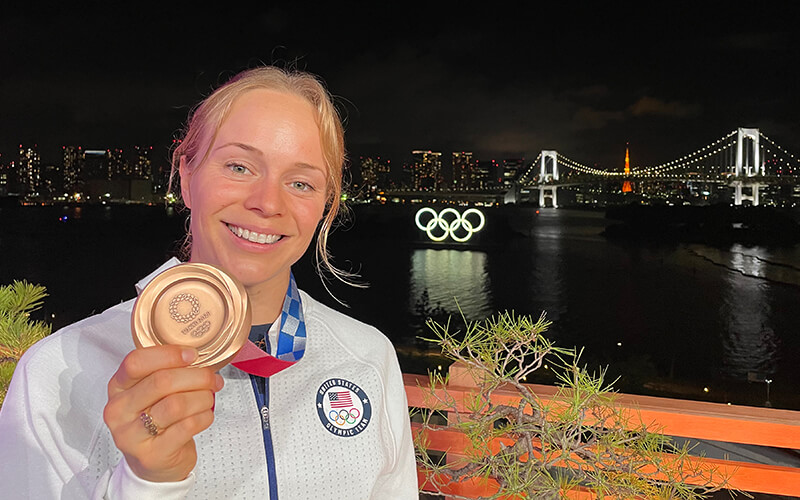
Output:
top-left (2, 2), bottom-right (799, 173)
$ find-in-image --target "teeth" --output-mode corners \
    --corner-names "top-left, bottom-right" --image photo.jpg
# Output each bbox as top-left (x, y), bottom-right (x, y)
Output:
top-left (227, 224), bottom-right (281, 245)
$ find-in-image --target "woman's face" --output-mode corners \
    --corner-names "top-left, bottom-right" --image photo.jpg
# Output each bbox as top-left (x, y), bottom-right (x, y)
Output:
top-left (180, 88), bottom-right (328, 295)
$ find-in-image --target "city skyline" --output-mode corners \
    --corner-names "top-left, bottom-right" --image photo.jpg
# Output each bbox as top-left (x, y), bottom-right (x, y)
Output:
top-left (3, 3), bottom-right (800, 171)
top-left (1, 140), bottom-right (532, 200)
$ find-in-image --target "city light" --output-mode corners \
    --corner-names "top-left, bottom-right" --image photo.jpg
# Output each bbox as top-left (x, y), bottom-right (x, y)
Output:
top-left (3, 128), bottom-right (799, 207)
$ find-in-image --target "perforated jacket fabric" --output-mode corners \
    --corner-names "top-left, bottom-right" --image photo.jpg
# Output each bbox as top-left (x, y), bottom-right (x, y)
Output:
top-left (0, 259), bottom-right (418, 499)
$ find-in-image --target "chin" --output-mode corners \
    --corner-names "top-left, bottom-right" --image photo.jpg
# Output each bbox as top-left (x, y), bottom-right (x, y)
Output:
top-left (230, 262), bottom-right (287, 289)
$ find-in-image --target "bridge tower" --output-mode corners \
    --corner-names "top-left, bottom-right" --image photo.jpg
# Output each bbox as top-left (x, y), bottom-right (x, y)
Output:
top-left (732, 127), bottom-right (761, 206)
top-left (539, 150), bottom-right (558, 208)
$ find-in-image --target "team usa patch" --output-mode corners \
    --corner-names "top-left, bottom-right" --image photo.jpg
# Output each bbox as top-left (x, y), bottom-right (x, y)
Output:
top-left (316, 378), bottom-right (371, 437)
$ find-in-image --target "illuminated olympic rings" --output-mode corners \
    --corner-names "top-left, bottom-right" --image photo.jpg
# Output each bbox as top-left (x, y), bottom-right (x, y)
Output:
top-left (415, 207), bottom-right (485, 242)
top-left (329, 408), bottom-right (361, 426)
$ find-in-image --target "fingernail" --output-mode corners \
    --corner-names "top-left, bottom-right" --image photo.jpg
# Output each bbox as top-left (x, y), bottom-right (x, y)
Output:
top-left (215, 374), bottom-right (225, 391)
top-left (182, 348), bottom-right (198, 364)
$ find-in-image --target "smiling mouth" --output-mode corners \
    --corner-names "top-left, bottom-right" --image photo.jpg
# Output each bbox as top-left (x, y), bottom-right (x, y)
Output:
top-left (227, 224), bottom-right (283, 244)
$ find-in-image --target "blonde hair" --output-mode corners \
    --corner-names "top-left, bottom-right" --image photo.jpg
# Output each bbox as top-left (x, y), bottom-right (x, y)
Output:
top-left (171, 66), bottom-right (353, 285)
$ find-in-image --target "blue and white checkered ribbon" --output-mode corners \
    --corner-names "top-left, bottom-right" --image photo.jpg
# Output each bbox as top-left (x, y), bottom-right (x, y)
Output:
top-left (232, 272), bottom-right (306, 377)
top-left (275, 273), bottom-right (306, 362)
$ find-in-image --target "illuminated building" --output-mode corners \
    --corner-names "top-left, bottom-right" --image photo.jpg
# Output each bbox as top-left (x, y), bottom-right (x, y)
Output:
top-left (502, 158), bottom-right (524, 187)
top-left (18, 144), bottom-right (41, 196)
top-left (452, 152), bottom-right (473, 190)
top-left (110, 148), bottom-right (126, 178)
top-left (411, 150), bottom-right (442, 191)
top-left (134, 146), bottom-right (153, 179)
top-left (0, 156), bottom-right (11, 196)
top-left (360, 156), bottom-right (391, 191)
top-left (63, 146), bottom-right (83, 191)
top-left (473, 160), bottom-right (495, 189)
top-left (40, 164), bottom-right (63, 198)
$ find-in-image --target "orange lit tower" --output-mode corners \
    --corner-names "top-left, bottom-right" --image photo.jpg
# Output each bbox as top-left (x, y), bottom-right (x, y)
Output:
top-left (622, 144), bottom-right (633, 193)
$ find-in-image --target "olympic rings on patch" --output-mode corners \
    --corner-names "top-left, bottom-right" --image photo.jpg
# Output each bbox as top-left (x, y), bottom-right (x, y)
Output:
top-left (328, 408), bottom-right (361, 426)
top-left (415, 207), bottom-right (485, 242)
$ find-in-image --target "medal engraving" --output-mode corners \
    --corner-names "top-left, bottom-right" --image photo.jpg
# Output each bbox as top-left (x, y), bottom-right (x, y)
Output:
top-left (169, 293), bottom-right (201, 323)
top-left (132, 263), bottom-right (251, 371)
top-left (180, 311), bottom-right (212, 338)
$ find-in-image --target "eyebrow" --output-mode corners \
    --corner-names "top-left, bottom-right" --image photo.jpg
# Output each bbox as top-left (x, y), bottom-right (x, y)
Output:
top-left (294, 162), bottom-right (327, 175)
top-left (214, 142), bottom-right (262, 154)
top-left (214, 142), bottom-right (326, 174)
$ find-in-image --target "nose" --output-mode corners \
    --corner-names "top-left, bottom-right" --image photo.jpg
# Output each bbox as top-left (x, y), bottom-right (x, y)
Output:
top-left (244, 175), bottom-right (285, 216)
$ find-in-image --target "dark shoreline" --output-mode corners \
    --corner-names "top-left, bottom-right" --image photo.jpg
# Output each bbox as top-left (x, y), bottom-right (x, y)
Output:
top-left (602, 203), bottom-right (800, 246)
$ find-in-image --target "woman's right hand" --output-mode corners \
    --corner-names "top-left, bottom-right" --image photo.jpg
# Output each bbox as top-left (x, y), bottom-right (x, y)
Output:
top-left (103, 345), bottom-right (224, 483)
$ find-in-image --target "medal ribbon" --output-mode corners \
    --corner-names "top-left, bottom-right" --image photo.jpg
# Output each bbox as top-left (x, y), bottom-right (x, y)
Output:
top-left (231, 273), bottom-right (307, 377)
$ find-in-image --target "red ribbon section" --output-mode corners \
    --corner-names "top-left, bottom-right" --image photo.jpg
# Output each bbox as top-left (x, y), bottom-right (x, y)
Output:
top-left (231, 341), bottom-right (295, 378)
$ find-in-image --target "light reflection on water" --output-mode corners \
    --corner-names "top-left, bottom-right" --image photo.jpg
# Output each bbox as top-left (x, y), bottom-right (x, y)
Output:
top-left (3, 204), bottom-right (800, 400)
top-left (408, 249), bottom-right (493, 322)
top-left (692, 243), bottom-right (789, 380)
top-left (719, 274), bottom-right (781, 379)
top-left (401, 207), bottom-right (800, 388)
top-left (689, 243), bottom-right (800, 286)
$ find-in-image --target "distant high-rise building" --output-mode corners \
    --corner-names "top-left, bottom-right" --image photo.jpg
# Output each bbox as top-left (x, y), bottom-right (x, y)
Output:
top-left (18, 144), bottom-right (41, 196)
top-left (63, 146), bottom-right (83, 192)
top-left (452, 152), bottom-right (473, 190)
top-left (360, 156), bottom-right (391, 191)
top-left (501, 158), bottom-right (524, 187)
top-left (411, 150), bottom-right (442, 191)
top-left (134, 145), bottom-right (153, 179)
top-left (475, 159), bottom-right (499, 189)
top-left (40, 164), bottom-right (63, 197)
top-left (0, 156), bottom-right (11, 195)
top-left (110, 148), bottom-right (126, 179)
top-left (83, 150), bottom-right (111, 180)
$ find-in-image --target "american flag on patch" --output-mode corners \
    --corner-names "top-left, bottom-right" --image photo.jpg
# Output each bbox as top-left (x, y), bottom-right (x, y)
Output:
top-left (328, 391), bottom-right (353, 408)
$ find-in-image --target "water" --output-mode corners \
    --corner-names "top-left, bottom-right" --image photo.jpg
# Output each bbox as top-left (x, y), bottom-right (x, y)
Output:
top-left (2, 203), bottom-right (798, 408)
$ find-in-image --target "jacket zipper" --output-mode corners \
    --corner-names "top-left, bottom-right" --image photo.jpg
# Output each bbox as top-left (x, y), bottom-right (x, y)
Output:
top-left (250, 331), bottom-right (279, 500)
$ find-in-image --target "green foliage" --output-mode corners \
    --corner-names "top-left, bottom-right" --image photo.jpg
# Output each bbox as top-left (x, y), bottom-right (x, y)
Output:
top-left (415, 310), bottom-right (734, 499)
top-left (0, 281), bottom-right (52, 406)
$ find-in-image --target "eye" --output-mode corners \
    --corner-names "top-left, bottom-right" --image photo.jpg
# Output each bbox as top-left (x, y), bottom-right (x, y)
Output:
top-left (290, 180), bottom-right (313, 192)
top-left (226, 162), bottom-right (251, 175)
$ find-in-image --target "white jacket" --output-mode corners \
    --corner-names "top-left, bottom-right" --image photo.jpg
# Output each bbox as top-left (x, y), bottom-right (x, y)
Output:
top-left (0, 260), bottom-right (418, 499)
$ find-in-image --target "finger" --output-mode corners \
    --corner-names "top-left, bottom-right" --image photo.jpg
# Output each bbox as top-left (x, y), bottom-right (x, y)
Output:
top-left (148, 389), bottom-right (216, 430)
top-left (157, 409), bottom-right (216, 451)
top-left (109, 345), bottom-right (198, 395)
top-left (123, 409), bottom-right (215, 463)
top-left (112, 368), bottom-right (221, 419)
top-left (107, 390), bottom-right (216, 458)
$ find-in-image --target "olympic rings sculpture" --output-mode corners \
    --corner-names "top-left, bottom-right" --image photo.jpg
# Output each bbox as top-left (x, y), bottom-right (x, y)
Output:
top-left (415, 207), bottom-right (485, 242)
top-left (329, 408), bottom-right (361, 426)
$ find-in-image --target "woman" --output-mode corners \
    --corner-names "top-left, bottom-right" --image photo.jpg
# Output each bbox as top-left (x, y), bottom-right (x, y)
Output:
top-left (0, 67), bottom-right (418, 499)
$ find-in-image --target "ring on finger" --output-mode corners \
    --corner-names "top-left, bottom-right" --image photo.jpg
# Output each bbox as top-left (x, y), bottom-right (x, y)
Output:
top-left (140, 411), bottom-right (159, 436)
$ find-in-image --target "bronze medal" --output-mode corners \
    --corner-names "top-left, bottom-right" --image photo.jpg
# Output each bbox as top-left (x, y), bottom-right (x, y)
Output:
top-left (131, 263), bottom-right (251, 371)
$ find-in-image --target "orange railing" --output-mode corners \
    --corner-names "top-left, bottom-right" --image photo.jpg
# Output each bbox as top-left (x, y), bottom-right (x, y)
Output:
top-left (404, 364), bottom-right (800, 498)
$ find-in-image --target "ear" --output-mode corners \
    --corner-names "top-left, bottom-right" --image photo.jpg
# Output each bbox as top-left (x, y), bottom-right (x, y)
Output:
top-left (179, 155), bottom-right (192, 209)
